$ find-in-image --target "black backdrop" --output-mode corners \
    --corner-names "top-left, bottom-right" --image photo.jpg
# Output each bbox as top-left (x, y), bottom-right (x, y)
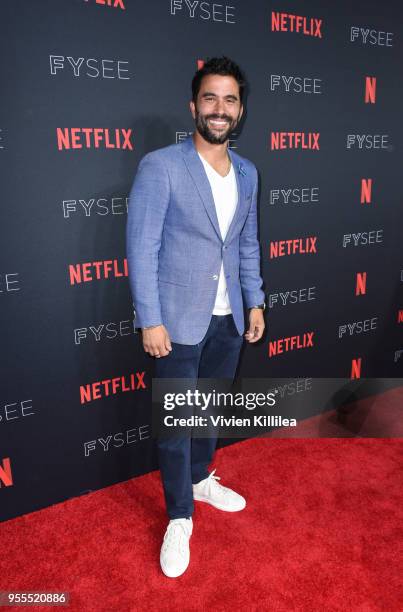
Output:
top-left (1, 0), bottom-right (402, 522)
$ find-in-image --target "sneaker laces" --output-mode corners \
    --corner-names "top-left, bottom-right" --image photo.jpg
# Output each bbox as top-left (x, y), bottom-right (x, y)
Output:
top-left (162, 520), bottom-right (191, 555)
top-left (205, 469), bottom-right (231, 497)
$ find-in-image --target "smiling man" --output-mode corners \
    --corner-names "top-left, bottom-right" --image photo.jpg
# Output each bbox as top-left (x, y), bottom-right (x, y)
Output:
top-left (126, 56), bottom-right (266, 578)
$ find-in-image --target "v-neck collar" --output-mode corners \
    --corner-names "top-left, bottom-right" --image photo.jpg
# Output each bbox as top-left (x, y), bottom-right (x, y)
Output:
top-left (181, 134), bottom-right (246, 245)
top-left (197, 151), bottom-right (233, 179)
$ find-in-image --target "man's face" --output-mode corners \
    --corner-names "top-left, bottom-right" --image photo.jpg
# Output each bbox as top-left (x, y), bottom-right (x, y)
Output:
top-left (190, 74), bottom-right (243, 145)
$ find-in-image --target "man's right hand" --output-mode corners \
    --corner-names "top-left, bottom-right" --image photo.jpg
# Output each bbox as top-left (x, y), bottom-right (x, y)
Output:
top-left (141, 325), bottom-right (172, 358)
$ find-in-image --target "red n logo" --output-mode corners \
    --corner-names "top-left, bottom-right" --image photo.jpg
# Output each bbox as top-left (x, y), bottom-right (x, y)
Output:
top-left (365, 76), bottom-right (376, 103)
top-left (0, 457), bottom-right (13, 487)
top-left (356, 272), bottom-right (367, 296)
top-left (351, 358), bottom-right (361, 379)
top-left (361, 178), bottom-right (372, 204)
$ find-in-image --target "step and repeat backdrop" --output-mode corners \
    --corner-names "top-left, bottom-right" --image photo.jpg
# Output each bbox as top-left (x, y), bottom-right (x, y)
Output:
top-left (1, 0), bottom-right (402, 521)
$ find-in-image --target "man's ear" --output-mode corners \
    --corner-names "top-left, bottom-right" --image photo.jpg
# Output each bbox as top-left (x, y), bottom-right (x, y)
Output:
top-left (238, 104), bottom-right (244, 121)
top-left (189, 100), bottom-right (196, 119)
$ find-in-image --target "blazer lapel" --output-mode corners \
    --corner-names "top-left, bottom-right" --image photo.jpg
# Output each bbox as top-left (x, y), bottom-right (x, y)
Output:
top-left (181, 135), bottom-right (246, 245)
top-left (226, 146), bottom-right (246, 245)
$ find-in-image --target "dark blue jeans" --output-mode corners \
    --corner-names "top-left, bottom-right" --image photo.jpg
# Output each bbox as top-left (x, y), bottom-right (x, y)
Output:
top-left (154, 314), bottom-right (244, 519)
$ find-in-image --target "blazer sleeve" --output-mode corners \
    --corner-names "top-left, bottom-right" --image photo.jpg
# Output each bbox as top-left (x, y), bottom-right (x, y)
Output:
top-left (239, 165), bottom-right (266, 309)
top-left (126, 152), bottom-right (170, 329)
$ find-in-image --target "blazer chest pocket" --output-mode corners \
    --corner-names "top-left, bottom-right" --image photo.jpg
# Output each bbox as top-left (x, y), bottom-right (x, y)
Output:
top-left (158, 266), bottom-right (190, 287)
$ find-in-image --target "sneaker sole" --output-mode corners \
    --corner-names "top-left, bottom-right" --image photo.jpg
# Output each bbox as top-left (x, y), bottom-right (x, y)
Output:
top-left (160, 556), bottom-right (190, 578)
top-left (192, 493), bottom-right (246, 511)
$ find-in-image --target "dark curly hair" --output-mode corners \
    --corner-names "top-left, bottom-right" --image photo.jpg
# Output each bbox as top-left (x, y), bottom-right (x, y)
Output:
top-left (191, 56), bottom-right (246, 105)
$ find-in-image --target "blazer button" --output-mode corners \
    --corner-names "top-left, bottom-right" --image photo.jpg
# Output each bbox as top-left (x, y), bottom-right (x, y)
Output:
top-left (212, 274), bottom-right (218, 280)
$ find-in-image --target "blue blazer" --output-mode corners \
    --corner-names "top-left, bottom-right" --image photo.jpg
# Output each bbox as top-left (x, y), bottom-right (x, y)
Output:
top-left (126, 134), bottom-right (265, 345)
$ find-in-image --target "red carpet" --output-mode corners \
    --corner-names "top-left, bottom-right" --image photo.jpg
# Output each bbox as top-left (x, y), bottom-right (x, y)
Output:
top-left (1, 438), bottom-right (402, 611)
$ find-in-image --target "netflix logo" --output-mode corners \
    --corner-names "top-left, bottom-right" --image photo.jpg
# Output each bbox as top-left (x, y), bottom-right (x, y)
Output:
top-left (351, 358), bottom-right (362, 379)
top-left (269, 332), bottom-right (315, 357)
top-left (365, 77), bottom-right (376, 104)
top-left (80, 371), bottom-right (146, 404)
top-left (270, 237), bottom-right (317, 258)
top-left (0, 457), bottom-right (13, 488)
top-left (84, 0), bottom-right (125, 10)
top-left (271, 132), bottom-right (320, 150)
top-left (69, 258), bottom-right (128, 285)
top-left (355, 272), bottom-right (367, 296)
top-left (360, 179), bottom-right (373, 205)
top-left (56, 128), bottom-right (133, 151)
top-left (271, 12), bottom-right (323, 38)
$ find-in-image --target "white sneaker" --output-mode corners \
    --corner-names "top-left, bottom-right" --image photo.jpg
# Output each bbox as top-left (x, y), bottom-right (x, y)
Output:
top-left (160, 517), bottom-right (193, 578)
top-left (192, 469), bottom-right (246, 512)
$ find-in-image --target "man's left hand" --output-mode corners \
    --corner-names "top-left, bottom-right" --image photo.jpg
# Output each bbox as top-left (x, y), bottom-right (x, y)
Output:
top-left (244, 308), bottom-right (265, 343)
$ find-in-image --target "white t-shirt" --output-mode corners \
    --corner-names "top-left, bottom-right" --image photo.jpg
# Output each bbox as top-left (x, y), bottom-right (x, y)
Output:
top-left (198, 152), bottom-right (238, 314)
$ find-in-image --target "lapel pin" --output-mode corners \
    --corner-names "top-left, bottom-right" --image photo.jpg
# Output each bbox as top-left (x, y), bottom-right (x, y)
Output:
top-left (238, 163), bottom-right (246, 177)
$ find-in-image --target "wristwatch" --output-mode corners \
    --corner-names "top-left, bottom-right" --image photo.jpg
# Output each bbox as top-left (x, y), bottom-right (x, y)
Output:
top-left (249, 303), bottom-right (266, 311)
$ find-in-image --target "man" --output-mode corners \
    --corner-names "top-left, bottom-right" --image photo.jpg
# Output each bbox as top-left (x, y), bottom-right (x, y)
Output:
top-left (126, 56), bottom-right (266, 578)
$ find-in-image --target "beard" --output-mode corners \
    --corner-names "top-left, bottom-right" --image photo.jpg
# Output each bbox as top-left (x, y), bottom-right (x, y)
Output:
top-left (194, 108), bottom-right (240, 144)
